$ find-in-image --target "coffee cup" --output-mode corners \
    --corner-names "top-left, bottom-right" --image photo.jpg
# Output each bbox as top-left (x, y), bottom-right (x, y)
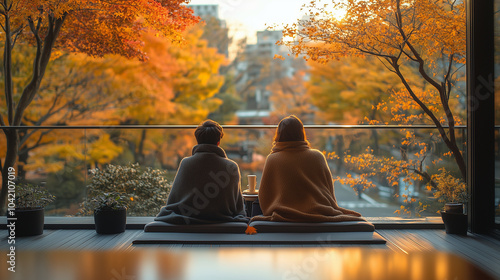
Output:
top-left (248, 175), bottom-right (257, 193)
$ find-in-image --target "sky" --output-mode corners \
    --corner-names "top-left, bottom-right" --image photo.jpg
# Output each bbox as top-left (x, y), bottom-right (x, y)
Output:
top-left (188, 0), bottom-right (310, 44)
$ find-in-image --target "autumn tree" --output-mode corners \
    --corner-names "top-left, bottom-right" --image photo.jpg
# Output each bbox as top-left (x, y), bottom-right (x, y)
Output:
top-left (281, 1), bottom-right (466, 180)
top-left (5, 23), bottom-right (226, 191)
top-left (113, 26), bottom-right (226, 167)
top-left (0, 0), bottom-right (198, 213)
top-left (307, 56), bottom-right (409, 125)
top-left (0, 46), bottom-right (134, 211)
top-left (0, 43), bottom-right (138, 180)
top-left (267, 58), bottom-right (317, 122)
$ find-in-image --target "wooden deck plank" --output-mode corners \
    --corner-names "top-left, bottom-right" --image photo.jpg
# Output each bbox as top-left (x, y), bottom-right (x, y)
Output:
top-left (2, 229), bottom-right (59, 250)
top-left (378, 229), bottom-right (500, 279)
top-left (1, 228), bottom-right (500, 279)
top-left (43, 230), bottom-right (96, 250)
top-left (71, 231), bottom-right (116, 250)
top-left (27, 230), bottom-right (89, 251)
top-left (113, 230), bottom-right (145, 251)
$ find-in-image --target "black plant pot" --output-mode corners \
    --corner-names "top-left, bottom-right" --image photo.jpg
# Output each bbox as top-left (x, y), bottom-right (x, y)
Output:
top-left (444, 203), bottom-right (464, 214)
top-left (440, 211), bottom-right (468, 235)
top-left (14, 208), bottom-right (45, 237)
top-left (94, 208), bottom-right (127, 234)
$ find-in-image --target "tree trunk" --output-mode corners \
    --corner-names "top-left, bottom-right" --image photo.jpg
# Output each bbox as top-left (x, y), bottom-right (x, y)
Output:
top-left (17, 149), bottom-right (29, 182)
top-left (136, 129), bottom-right (147, 164)
top-left (392, 64), bottom-right (467, 180)
top-left (0, 130), bottom-right (19, 214)
top-left (0, 14), bottom-right (66, 212)
top-left (369, 106), bottom-right (380, 153)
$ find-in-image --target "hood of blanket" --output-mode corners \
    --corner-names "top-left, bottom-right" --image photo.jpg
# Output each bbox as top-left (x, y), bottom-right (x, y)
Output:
top-left (271, 141), bottom-right (310, 153)
top-left (192, 144), bottom-right (227, 158)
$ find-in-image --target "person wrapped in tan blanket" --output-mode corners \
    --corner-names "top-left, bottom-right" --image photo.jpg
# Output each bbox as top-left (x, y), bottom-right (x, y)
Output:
top-left (251, 115), bottom-right (366, 223)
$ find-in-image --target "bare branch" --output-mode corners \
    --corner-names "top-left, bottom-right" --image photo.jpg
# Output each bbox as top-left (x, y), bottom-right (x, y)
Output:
top-left (451, 64), bottom-right (465, 77)
top-left (377, 56), bottom-right (397, 74)
top-left (3, 7), bottom-right (14, 125)
top-left (395, 5), bottom-right (442, 91)
top-left (14, 13), bottom-right (67, 127)
top-left (0, 113), bottom-right (6, 127)
top-left (444, 54), bottom-right (455, 100)
top-left (36, 16), bottom-right (42, 33)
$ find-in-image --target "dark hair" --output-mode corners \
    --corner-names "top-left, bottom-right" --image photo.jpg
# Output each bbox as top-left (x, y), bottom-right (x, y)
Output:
top-left (195, 120), bottom-right (224, 145)
top-left (273, 115), bottom-right (307, 142)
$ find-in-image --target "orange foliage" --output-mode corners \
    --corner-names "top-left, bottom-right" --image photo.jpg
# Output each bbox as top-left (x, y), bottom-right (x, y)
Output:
top-left (0, 0), bottom-right (199, 211)
top-left (8, 0), bottom-right (199, 61)
top-left (281, 0), bottom-right (466, 179)
top-left (282, 0), bottom-right (464, 64)
top-left (245, 225), bottom-right (257, 235)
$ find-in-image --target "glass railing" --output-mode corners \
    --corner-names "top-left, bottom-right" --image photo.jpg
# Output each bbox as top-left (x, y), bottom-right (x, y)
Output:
top-left (1, 125), bottom-right (472, 220)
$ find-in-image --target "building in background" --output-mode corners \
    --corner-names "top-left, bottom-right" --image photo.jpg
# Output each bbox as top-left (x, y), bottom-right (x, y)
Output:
top-left (188, 4), bottom-right (219, 18)
top-left (234, 30), bottom-right (306, 124)
top-left (188, 6), bottom-right (309, 125)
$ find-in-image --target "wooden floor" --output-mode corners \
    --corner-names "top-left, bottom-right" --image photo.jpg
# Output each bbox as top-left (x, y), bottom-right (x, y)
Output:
top-left (1, 229), bottom-right (500, 279)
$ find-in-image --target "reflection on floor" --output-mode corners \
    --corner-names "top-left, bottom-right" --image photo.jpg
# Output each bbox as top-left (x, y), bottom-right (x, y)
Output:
top-left (0, 229), bottom-right (499, 280)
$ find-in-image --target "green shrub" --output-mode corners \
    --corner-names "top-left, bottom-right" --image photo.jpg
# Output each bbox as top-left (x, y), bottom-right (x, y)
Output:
top-left (15, 184), bottom-right (56, 209)
top-left (80, 192), bottom-right (130, 213)
top-left (80, 163), bottom-right (171, 216)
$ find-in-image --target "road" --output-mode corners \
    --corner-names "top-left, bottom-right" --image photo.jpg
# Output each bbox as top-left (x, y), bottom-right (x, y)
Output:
top-left (334, 182), bottom-right (401, 217)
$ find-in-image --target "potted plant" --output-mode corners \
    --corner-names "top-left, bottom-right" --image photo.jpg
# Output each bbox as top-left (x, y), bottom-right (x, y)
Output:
top-left (431, 169), bottom-right (469, 235)
top-left (14, 184), bottom-right (56, 236)
top-left (79, 163), bottom-right (171, 233)
top-left (81, 192), bottom-right (129, 234)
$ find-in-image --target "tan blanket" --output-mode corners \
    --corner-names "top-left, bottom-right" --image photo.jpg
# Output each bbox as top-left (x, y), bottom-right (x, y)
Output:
top-left (251, 141), bottom-right (366, 223)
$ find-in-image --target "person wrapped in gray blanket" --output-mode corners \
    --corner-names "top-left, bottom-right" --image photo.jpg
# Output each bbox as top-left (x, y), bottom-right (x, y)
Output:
top-left (155, 120), bottom-right (249, 224)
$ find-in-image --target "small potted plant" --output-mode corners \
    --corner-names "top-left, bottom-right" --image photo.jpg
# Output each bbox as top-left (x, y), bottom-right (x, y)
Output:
top-left (14, 184), bottom-right (56, 236)
top-left (431, 169), bottom-right (468, 235)
top-left (82, 163), bottom-right (170, 216)
top-left (79, 163), bottom-right (170, 233)
top-left (81, 192), bottom-right (129, 234)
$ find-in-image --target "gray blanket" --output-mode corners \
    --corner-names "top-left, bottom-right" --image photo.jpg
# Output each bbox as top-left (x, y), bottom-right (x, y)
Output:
top-left (155, 144), bottom-right (248, 224)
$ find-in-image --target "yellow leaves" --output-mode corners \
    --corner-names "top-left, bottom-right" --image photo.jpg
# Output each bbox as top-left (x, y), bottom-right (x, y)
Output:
top-left (50, 50), bottom-right (64, 61)
top-left (325, 152), bottom-right (339, 160)
top-left (405, 131), bottom-right (413, 139)
top-left (88, 134), bottom-right (123, 165)
top-left (273, 54), bottom-right (285, 60)
top-left (25, 160), bottom-right (65, 173)
top-left (339, 90), bottom-right (355, 100)
top-left (432, 158), bottom-right (443, 165)
top-left (430, 168), bottom-right (467, 203)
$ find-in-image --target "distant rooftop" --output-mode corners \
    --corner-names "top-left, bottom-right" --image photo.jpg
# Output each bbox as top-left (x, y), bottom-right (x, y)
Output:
top-left (188, 4), bottom-right (219, 19)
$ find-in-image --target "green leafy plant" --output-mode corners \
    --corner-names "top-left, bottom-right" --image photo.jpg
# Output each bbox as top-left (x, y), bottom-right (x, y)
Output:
top-left (81, 192), bottom-right (130, 213)
top-left (79, 163), bottom-right (171, 216)
top-left (15, 184), bottom-right (56, 210)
